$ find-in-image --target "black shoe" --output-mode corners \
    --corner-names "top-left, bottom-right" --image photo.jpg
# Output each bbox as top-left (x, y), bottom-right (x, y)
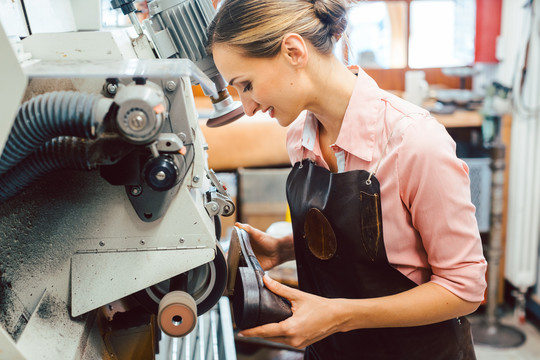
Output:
top-left (227, 226), bottom-right (292, 330)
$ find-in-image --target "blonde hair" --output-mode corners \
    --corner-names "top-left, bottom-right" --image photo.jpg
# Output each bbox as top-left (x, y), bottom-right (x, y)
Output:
top-left (207, 0), bottom-right (349, 57)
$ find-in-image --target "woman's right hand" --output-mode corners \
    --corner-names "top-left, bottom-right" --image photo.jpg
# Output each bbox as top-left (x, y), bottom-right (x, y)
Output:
top-left (234, 222), bottom-right (294, 271)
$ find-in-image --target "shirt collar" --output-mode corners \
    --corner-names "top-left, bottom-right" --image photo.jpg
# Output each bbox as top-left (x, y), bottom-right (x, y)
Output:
top-left (301, 68), bottom-right (384, 162)
top-left (301, 112), bottom-right (318, 151)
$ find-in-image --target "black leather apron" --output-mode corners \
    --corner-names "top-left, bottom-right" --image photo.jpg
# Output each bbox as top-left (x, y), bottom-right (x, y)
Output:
top-left (286, 159), bottom-right (476, 360)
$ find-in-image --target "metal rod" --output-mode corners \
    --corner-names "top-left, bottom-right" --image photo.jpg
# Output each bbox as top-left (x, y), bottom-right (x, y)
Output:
top-left (128, 12), bottom-right (144, 36)
top-left (472, 117), bottom-right (526, 347)
top-left (486, 141), bottom-right (506, 327)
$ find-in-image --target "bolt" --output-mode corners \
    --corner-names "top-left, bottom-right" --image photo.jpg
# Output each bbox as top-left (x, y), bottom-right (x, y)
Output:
top-left (99, 241), bottom-right (105, 247)
top-left (179, 132), bottom-right (187, 142)
top-left (155, 170), bottom-right (166, 181)
top-left (130, 186), bottom-right (142, 196)
top-left (211, 203), bottom-right (219, 212)
top-left (140, 240), bottom-right (145, 245)
top-left (224, 205), bottom-right (231, 213)
top-left (128, 112), bottom-right (147, 131)
top-left (193, 175), bottom-right (200, 183)
top-left (106, 83), bottom-right (118, 95)
top-left (165, 81), bottom-right (177, 92)
top-left (179, 238), bottom-right (185, 243)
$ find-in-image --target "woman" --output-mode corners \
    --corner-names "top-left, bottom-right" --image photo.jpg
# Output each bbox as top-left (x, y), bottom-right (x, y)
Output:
top-left (207, 0), bottom-right (487, 358)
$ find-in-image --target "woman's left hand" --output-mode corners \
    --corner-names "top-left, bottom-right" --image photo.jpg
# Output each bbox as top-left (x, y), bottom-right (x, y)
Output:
top-left (238, 275), bottom-right (343, 349)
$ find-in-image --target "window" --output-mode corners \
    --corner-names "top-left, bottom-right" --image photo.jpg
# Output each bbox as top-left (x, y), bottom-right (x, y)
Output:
top-left (343, 0), bottom-right (476, 69)
top-left (345, 1), bottom-right (407, 69)
top-left (409, 0), bottom-right (476, 68)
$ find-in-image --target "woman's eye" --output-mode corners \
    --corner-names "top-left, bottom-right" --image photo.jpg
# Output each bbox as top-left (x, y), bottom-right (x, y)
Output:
top-left (243, 82), bottom-right (252, 92)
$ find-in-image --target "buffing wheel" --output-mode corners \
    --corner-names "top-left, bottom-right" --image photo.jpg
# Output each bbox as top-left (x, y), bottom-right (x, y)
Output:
top-left (206, 106), bottom-right (245, 128)
top-left (157, 291), bottom-right (197, 337)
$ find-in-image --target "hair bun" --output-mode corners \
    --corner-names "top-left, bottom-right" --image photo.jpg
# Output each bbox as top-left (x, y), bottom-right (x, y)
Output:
top-left (312, 0), bottom-right (331, 24)
top-left (311, 0), bottom-right (347, 36)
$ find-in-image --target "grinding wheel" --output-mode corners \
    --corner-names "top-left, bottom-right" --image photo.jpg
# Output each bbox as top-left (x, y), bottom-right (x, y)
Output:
top-left (206, 105), bottom-right (245, 128)
top-left (157, 291), bottom-right (197, 337)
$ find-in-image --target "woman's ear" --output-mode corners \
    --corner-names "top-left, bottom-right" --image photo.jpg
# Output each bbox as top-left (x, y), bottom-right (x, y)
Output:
top-left (281, 33), bottom-right (308, 68)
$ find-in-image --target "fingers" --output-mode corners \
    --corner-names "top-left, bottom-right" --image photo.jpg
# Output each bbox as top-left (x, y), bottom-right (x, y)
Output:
top-left (238, 321), bottom-right (309, 349)
top-left (238, 321), bottom-right (285, 338)
top-left (235, 222), bottom-right (261, 236)
top-left (239, 332), bottom-right (290, 347)
top-left (234, 222), bottom-right (250, 230)
top-left (234, 222), bottom-right (247, 230)
top-left (263, 274), bottom-right (296, 300)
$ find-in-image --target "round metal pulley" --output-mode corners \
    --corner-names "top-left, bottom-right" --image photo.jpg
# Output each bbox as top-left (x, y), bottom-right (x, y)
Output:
top-left (114, 81), bottom-right (166, 144)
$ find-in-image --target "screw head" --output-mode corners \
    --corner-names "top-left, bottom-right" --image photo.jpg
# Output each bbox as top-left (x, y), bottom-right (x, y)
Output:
top-left (106, 83), bottom-right (118, 95)
top-left (99, 241), bottom-right (105, 247)
top-left (155, 170), bottom-right (166, 181)
top-left (179, 238), bottom-right (185, 243)
top-left (127, 110), bottom-right (147, 131)
top-left (193, 176), bottom-right (200, 183)
top-left (140, 240), bottom-right (145, 245)
top-left (130, 186), bottom-right (142, 196)
top-left (165, 81), bottom-right (177, 92)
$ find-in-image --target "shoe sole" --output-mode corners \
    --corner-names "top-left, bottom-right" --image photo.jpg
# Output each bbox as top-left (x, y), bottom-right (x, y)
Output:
top-left (228, 227), bottom-right (262, 329)
top-left (233, 266), bottom-right (260, 329)
top-left (226, 227), bottom-right (243, 296)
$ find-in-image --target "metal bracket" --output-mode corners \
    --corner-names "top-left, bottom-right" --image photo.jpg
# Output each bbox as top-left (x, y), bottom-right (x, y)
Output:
top-left (204, 168), bottom-right (235, 217)
top-left (207, 169), bottom-right (229, 195)
top-left (205, 192), bottom-right (235, 217)
top-left (155, 133), bottom-right (184, 152)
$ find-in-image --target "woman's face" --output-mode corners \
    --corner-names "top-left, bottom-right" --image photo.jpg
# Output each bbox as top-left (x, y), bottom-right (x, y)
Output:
top-left (212, 44), bottom-right (306, 127)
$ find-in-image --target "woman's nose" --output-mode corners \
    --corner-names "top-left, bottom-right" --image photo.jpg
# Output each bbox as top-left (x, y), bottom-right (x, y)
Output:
top-left (239, 94), bottom-right (258, 116)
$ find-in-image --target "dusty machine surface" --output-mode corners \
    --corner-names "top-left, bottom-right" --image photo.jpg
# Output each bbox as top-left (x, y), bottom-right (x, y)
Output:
top-left (0, 1), bottom-right (241, 359)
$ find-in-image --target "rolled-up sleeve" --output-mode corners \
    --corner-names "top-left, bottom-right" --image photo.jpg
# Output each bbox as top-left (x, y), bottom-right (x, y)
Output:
top-left (397, 117), bottom-right (487, 302)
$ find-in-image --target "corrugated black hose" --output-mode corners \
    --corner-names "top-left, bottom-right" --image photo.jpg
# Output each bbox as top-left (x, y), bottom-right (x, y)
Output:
top-left (0, 136), bottom-right (95, 203)
top-left (0, 91), bottom-right (110, 175)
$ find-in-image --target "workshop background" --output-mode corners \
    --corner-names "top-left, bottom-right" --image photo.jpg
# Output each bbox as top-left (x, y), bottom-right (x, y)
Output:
top-left (1, 0), bottom-right (540, 359)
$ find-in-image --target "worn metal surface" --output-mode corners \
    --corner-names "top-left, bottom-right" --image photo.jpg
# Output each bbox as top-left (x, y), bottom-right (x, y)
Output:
top-left (16, 290), bottom-right (95, 360)
top-left (0, 325), bottom-right (24, 359)
top-left (0, 164), bottom-right (218, 353)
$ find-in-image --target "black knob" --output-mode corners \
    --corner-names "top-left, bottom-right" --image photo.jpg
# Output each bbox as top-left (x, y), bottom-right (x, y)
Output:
top-left (110, 0), bottom-right (136, 15)
top-left (134, 77), bottom-right (147, 85)
top-left (144, 156), bottom-right (178, 191)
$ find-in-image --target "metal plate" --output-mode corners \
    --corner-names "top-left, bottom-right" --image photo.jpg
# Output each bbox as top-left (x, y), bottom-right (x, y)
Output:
top-left (22, 58), bottom-right (217, 97)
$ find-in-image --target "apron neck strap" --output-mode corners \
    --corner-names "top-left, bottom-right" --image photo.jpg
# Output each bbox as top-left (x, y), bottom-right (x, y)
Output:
top-left (301, 113), bottom-right (419, 179)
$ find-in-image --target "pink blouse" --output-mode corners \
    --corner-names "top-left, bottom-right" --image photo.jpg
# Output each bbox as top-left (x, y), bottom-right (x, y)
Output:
top-left (286, 69), bottom-right (487, 302)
